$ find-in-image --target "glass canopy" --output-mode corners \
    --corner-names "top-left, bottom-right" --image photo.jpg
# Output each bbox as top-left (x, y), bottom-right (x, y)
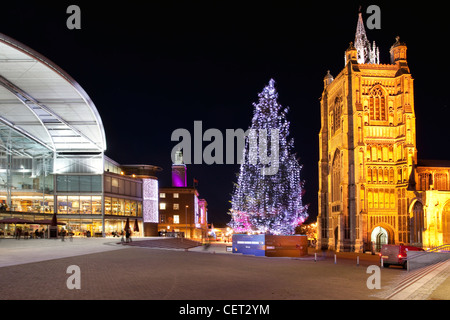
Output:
top-left (0, 33), bottom-right (106, 153)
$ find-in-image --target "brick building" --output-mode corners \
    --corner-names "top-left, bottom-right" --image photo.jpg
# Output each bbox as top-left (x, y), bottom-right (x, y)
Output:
top-left (158, 151), bottom-right (208, 240)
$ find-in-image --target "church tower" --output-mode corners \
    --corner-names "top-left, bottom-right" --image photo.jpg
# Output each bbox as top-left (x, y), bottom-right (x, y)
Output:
top-left (317, 13), bottom-right (417, 252)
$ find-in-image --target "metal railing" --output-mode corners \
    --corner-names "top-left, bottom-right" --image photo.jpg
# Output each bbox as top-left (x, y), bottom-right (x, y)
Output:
top-left (426, 244), bottom-right (450, 253)
top-left (406, 244), bottom-right (450, 272)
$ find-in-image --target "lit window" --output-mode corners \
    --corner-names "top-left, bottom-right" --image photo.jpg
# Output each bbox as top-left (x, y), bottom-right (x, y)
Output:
top-left (173, 203), bottom-right (179, 210)
top-left (369, 87), bottom-right (386, 121)
top-left (173, 193), bottom-right (179, 198)
top-left (160, 203), bottom-right (166, 210)
top-left (160, 193), bottom-right (166, 198)
top-left (173, 215), bottom-right (180, 224)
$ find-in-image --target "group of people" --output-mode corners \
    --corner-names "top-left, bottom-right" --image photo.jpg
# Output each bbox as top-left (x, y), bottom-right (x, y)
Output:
top-left (6, 227), bottom-right (75, 240)
top-left (11, 227), bottom-right (47, 239)
top-left (2, 225), bottom-right (134, 241)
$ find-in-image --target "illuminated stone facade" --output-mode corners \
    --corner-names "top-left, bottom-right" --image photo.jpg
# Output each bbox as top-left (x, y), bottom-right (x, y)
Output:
top-left (317, 15), bottom-right (450, 252)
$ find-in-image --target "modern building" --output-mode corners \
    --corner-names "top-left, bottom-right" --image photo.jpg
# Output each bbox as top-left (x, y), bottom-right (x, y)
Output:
top-left (158, 151), bottom-right (208, 240)
top-left (0, 33), bottom-right (160, 237)
top-left (317, 13), bottom-right (450, 252)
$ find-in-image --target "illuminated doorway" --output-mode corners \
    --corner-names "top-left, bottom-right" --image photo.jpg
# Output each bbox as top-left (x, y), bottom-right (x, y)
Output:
top-left (371, 226), bottom-right (388, 252)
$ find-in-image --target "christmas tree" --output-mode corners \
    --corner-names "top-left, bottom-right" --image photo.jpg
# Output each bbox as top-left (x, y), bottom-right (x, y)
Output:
top-left (228, 79), bottom-right (308, 235)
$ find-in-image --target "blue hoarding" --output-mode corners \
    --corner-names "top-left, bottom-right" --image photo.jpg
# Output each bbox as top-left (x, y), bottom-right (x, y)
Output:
top-left (232, 234), bottom-right (265, 257)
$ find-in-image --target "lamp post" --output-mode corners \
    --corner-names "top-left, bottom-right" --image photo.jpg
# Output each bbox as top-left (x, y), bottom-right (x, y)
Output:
top-left (185, 205), bottom-right (189, 239)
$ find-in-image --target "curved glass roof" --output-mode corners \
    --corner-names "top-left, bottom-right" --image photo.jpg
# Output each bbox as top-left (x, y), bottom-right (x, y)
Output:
top-left (0, 33), bottom-right (106, 153)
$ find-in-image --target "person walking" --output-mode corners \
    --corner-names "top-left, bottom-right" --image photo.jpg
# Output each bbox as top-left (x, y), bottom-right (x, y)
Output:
top-left (125, 228), bottom-right (130, 243)
top-left (15, 227), bottom-right (22, 240)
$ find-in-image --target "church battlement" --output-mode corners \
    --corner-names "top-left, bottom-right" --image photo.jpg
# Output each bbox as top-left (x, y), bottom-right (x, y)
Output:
top-left (359, 64), bottom-right (399, 69)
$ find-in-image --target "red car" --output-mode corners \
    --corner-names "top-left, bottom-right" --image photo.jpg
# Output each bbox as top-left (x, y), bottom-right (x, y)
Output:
top-left (379, 244), bottom-right (424, 269)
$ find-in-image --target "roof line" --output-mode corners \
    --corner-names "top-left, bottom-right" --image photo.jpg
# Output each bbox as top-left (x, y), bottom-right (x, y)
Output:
top-left (0, 32), bottom-right (107, 151)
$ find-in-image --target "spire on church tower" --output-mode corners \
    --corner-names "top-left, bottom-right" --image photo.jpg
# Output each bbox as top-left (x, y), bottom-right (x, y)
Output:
top-left (353, 11), bottom-right (380, 65)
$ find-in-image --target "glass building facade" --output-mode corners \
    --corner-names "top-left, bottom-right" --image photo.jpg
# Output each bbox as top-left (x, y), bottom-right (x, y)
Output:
top-left (0, 33), bottom-right (160, 238)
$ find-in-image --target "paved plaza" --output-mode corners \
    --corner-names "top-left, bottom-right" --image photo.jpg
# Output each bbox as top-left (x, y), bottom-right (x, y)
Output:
top-left (0, 237), bottom-right (448, 301)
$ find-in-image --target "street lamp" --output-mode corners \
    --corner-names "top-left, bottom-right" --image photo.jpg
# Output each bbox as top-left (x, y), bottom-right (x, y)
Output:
top-left (185, 205), bottom-right (189, 239)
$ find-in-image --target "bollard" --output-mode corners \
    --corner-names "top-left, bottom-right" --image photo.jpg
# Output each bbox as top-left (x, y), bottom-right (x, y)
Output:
top-left (357, 256), bottom-right (359, 266)
top-left (381, 257), bottom-right (384, 268)
top-left (315, 253), bottom-right (317, 262)
top-left (334, 254), bottom-right (337, 264)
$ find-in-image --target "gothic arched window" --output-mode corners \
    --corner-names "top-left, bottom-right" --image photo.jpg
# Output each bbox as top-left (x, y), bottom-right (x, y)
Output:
top-left (330, 97), bottom-right (342, 137)
top-left (369, 87), bottom-right (387, 121)
top-left (334, 98), bottom-right (342, 132)
top-left (435, 173), bottom-right (448, 191)
top-left (419, 173), bottom-right (431, 191)
top-left (331, 151), bottom-right (341, 202)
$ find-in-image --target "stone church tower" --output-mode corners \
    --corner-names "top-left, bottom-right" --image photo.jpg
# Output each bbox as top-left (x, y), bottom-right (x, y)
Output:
top-left (318, 13), bottom-right (419, 252)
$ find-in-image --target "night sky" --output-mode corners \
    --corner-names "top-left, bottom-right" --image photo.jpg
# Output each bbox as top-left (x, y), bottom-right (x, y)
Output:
top-left (1, 1), bottom-right (449, 226)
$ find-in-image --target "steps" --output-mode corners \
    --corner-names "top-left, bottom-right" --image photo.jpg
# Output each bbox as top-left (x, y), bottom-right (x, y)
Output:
top-left (124, 238), bottom-right (201, 250)
top-left (383, 259), bottom-right (450, 300)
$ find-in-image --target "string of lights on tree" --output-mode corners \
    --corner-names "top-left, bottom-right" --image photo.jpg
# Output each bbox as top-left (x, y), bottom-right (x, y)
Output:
top-left (228, 79), bottom-right (308, 235)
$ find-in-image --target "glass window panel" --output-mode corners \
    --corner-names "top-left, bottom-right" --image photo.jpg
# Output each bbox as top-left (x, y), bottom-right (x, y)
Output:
top-left (31, 198), bottom-right (41, 212)
top-left (105, 197), bottom-right (111, 215)
top-left (130, 182), bottom-right (136, 197)
top-left (112, 198), bottom-right (119, 215)
top-left (44, 196), bottom-right (54, 213)
top-left (119, 179), bottom-right (124, 194)
top-left (45, 175), bottom-right (54, 193)
top-left (56, 176), bottom-right (68, 192)
top-left (80, 196), bottom-right (91, 214)
top-left (104, 176), bottom-right (111, 193)
top-left (119, 198), bottom-right (124, 215)
top-left (92, 196), bottom-right (102, 215)
top-left (125, 181), bottom-right (130, 195)
top-left (138, 202), bottom-right (142, 217)
top-left (125, 200), bottom-right (131, 215)
top-left (67, 176), bottom-right (80, 192)
top-left (136, 183), bottom-right (142, 198)
top-left (92, 176), bottom-right (102, 192)
top-left (131, 201), bottom-right (137, 216)
top-left (68, 196), bottom-right (80, 214)
top-left (79, 176), bottom-right (91, 192)
top-left (57, 196), bottom-right (68, 214)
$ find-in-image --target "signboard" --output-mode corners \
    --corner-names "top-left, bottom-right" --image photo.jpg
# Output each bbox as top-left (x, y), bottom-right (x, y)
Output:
top-left (232, 234), bottom-right (265, 257)
top-left (232, 234), bottom-right (308, 257)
